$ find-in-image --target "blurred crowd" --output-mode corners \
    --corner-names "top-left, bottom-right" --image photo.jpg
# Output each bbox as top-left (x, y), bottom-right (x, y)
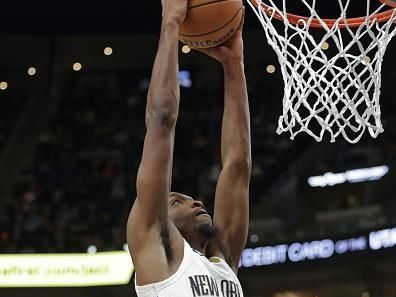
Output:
top-left (0, 66), bottom-right (395, 253)
top-left (0, 92), bottom-right (28, 153)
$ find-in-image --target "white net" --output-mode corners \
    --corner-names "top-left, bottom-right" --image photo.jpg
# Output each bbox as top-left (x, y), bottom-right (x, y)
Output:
top-left (248, 0), bottom-right (396, 143)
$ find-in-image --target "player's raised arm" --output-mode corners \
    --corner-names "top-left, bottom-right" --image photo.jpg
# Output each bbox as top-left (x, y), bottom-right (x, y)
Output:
top-left (197, 13), bottom-right (251, 273)
top-left (127, 0), bottom-right (187, 272)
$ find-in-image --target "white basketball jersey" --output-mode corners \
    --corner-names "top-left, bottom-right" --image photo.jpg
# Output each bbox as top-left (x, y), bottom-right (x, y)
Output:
top-left (134, 239), bottom-right (244, 297)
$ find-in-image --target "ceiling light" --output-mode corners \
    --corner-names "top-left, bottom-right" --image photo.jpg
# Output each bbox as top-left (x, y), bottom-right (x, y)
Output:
top-left (104, 47), bottom-right (113, 56)
top-left (73, 62), bottom-right (82, 71)
top-left (28, 67), bottom-right (37, 76)
top-left (321, 42), bottom-right (330, 50)
top-left (0, 82), bottom-right (8, 90)
top-left (182, 45), bottom-right (191, 54)
top-left (266, 65), bottom-right (276, 74)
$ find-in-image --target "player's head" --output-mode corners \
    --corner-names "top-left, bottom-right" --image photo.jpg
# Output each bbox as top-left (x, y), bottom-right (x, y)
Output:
top-left (168, 192), bottom-right (218, 241)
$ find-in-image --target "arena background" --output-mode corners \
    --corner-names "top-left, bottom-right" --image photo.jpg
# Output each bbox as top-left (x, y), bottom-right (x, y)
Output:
top-left (0, 1), bottom-right (395, 297)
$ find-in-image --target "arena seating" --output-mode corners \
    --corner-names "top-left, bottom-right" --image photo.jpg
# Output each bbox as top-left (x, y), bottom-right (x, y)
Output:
top-left (1, 67), bottom-right (395, 253)
top-left (0, 93), bottom-right (28, 154)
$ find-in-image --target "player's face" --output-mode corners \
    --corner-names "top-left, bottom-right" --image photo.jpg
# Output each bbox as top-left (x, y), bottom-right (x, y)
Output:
top-left (168, 192), bottom-right (212, 233)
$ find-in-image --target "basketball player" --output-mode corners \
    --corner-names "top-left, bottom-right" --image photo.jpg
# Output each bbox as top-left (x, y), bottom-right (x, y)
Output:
top-left (127, 0), bottom-right (251, 296)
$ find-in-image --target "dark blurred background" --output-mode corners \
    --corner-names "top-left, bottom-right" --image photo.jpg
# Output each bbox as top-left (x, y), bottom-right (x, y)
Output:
top-left (0, 1), bottom-right (395, 297)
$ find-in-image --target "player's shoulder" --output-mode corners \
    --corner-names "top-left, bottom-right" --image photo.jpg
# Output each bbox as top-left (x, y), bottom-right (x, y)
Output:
top-left (128, 216), bottom-right (185, 286)
top-left (206, 239), bottom-right (238, 274)
top-left (128, 205), bottom-right (183, 260)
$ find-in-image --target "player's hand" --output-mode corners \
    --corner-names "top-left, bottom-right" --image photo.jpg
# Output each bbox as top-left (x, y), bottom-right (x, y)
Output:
top-left (161, 0), bottom-right (189, 25)
top-left (195, 7), bottom-right (245, 64)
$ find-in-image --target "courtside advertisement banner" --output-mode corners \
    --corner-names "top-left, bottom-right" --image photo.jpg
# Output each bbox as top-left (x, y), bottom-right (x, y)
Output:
top-left (0, 251), bottom-right (134, 287)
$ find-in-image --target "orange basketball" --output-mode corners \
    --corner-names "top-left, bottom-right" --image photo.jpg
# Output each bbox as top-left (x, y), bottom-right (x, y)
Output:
top-left (179, 0), bottom-right (243, 49)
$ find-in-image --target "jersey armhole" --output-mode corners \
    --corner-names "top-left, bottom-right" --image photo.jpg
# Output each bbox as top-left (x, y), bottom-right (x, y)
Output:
top-left (208, 256), bottom-right (223, 263)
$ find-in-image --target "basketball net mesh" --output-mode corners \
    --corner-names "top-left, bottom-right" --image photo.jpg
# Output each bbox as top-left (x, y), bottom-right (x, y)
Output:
top-left (248, 0), bottom-right (396, 143)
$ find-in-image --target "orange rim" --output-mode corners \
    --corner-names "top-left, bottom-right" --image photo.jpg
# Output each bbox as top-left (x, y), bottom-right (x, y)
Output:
top-left (379, 0), bottom-right (396, 8)
top-left (250, 0), bottom-right (396, 28)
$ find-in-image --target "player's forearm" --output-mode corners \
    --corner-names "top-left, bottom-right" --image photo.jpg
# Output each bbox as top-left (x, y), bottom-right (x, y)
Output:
top-left (221, 60), bottom-right (252, 169)
top-left (146, 21), bottom-right (180, 127)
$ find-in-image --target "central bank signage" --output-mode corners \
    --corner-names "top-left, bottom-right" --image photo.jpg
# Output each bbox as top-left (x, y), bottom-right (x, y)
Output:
top-left (239, 227), bottom-right (396, 268)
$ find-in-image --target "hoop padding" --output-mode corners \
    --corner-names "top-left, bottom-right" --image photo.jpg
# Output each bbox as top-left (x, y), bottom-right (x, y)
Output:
top-left (248, 0), bottom-right (396, 143)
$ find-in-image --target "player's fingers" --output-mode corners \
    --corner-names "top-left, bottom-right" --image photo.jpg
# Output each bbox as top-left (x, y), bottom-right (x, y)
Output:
top-left (193, 47), bottom-right (213, 56)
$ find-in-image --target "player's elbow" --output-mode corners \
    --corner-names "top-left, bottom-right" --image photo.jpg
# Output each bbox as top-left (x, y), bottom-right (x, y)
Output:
top-left (146, 105), bottom-right (178, 128)
top-left (224, 157), bottom-right (252, 177)
top-left (236, 158), bottom-right (252, 175)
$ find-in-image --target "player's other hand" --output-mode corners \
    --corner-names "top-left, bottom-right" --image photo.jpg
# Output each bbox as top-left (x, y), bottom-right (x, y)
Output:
top-left (195, 7), bottom-right (245, 64)
top-left (161, 0), bottom-right (189, 25)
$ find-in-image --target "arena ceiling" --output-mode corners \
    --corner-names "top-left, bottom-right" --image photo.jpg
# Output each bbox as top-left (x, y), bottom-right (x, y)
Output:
top-left (1, 0), bottom-right (263, 34)
top-left (1, 0), bottom-right (158, 34)
top-left (3, 0), bottom-right (378, 34)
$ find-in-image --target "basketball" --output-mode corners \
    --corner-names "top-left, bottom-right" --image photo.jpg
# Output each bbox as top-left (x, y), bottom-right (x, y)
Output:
top-left (179, 0), bottom-right (243, 49)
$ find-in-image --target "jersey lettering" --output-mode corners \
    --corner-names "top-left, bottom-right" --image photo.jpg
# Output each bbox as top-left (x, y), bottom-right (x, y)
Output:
top-left (189, 275), bottom-right (220, 297)
top-left (221, 280), bottom-right (241, 297)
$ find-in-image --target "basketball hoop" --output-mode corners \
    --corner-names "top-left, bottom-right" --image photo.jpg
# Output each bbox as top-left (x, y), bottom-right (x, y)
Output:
top-left (248, 0), bottom-right (396, 143)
